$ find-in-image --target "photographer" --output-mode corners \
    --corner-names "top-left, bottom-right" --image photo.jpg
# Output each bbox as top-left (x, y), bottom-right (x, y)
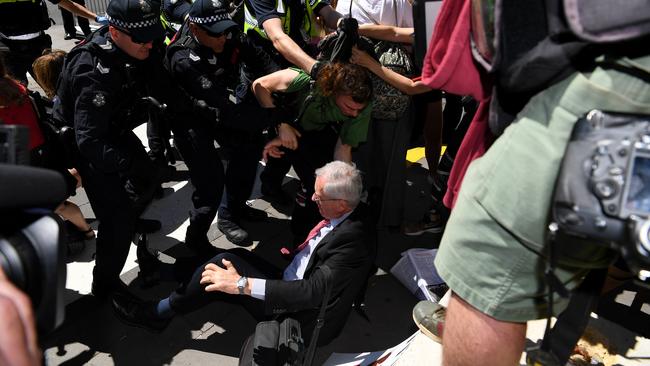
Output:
top-left (0, 266), bottom-right (40, 366)
top-left (432, 30), bottom-right (650, 366)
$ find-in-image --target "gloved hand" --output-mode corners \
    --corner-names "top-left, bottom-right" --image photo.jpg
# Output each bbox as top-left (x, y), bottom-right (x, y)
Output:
top-left (309, 60), bottom-right (330, 80)
top-left (337, 16), bottom-right (358, 36)
top-left (95, 15), bottom-right (109, 25)
top-left (193, 99), bottom-right (220, 125)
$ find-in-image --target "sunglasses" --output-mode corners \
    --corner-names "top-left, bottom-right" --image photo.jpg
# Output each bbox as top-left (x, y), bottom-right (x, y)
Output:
top-left (114, 26), bottom-right (153, 45)
top-left (201, 26), bottom-right (233, 40)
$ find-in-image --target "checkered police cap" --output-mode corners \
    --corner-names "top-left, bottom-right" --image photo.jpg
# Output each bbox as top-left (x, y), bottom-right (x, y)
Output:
top-left (106, 0), bottom-right (164, 42)
top-left (189, 0), bottom-right (238, 35)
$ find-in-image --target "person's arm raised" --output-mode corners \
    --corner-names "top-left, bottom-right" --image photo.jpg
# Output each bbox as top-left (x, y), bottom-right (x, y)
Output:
top-left (263, 18), bottom-right (317, 74)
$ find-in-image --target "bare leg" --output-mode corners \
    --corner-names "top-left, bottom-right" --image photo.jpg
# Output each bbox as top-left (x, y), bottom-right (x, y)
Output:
top-left (442, 292), bottom-right (526, 366)
top-left (55, 201), bottom-right (94, 238)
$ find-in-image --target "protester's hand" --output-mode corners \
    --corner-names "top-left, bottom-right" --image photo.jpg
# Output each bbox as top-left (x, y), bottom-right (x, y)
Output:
top-left (200, 260), bottom-right (240, 295)
top-left (0, 268), bottom-right (40, 366)
top-left (262, 138), bottom-right (285, 161)
top-left (277, 123), bottom-right (301, 150)
top-left (95, 15), bottom-right (109, 25)
top-left (350, 46), bottom-right (379, 69)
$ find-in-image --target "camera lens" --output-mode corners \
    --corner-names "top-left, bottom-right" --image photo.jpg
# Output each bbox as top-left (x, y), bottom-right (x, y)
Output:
top-left (0, 232), bottom-right (43, 305)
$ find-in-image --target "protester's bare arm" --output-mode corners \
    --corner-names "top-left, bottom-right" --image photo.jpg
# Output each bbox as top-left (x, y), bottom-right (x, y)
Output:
top-left (252, 68), bottom-right (301, 107)
top-left (58, 0), bottom-right (98, 21)
top-left (263, 18), bottom-right (317, 74)
top-left (350, 47), bottom-right (430, 95)
top-left (358, 24), bottom-right (414, 43)
top-left (0, 268), bottom-right (40, 366)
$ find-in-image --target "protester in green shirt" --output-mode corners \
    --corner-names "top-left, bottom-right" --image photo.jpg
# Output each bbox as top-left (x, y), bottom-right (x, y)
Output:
top-left (252, 62), bottom-right (373, 241)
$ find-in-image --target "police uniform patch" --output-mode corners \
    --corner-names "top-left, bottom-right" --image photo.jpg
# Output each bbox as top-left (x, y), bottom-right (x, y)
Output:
top-left (199, 76), bottom-right (212, 89)
top-left (97, 62), bottom-right (110, 74)
top-left (189, 52), bottom-right (201, 62)
top-left (208, 55), bottom-right (217, 65)
top-left (92, 92), bottom-right (106, 107)
top-left (139, 0), bottom-right (152, 13)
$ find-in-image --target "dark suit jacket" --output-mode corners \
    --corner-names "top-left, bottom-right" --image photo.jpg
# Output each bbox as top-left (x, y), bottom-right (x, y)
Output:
top-left (264, 203), bottom-right (376, 345)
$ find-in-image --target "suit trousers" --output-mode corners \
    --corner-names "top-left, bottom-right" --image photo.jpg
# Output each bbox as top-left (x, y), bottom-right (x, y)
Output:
top-left (169, 249), bottom-right (282, 319)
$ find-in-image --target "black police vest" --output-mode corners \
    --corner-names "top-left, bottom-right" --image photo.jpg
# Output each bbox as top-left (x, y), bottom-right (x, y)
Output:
top-left (0, 0), bottom-right (51, 36)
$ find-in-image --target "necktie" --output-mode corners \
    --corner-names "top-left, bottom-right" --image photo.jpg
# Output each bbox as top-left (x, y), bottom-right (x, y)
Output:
top-left (280, 219), bottom-right (330, 257)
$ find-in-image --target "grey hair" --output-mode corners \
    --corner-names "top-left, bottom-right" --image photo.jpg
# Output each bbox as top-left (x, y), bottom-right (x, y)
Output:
top-left (315, 161), bottom-right (363, 209)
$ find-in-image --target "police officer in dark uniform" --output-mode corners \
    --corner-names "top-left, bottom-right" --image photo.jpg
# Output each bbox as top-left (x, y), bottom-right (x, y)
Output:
top-left (0, 0), bottom-right (106, 85)
top-left (165, 0), bottom-right (269, 248)
top-left (53, 0), bottom-right (174, 297)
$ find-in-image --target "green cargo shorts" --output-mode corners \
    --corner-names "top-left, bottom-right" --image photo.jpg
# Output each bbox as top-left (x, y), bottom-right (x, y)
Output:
top-left (434, 55), bottom-right (650, 322)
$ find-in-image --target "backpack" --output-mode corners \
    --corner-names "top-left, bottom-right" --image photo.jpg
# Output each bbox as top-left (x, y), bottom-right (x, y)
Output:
top-left (369, 40), bottom-right (414, 120)
top-left (470, 0), bottom-right (650, 136)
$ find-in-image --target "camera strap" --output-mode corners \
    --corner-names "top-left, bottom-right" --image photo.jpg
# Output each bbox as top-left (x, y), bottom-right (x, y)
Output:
top-left (526, 224), bottom-right (608, 366)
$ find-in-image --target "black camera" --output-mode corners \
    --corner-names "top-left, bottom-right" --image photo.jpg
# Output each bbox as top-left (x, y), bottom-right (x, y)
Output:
top-left (552, 110), bottom-right (650, 274)
top-left (0, 125), bottom-right (68, 334)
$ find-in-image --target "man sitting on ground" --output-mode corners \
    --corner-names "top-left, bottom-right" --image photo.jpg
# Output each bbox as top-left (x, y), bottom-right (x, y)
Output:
top-left (112, 161), bottom-right (376, 345)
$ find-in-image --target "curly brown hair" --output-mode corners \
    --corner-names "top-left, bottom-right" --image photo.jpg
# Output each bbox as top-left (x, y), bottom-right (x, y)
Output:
top-left (317, 62), bottom-right (372, 105)
top-left (32, 49), bottom-right (66, 99)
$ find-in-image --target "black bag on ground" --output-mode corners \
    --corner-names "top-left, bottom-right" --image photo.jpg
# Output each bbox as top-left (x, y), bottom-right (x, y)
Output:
top-left (239, 266), bottom-right (332, 366)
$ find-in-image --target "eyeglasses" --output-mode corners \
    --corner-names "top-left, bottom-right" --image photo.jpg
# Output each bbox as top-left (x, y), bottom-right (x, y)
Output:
top-left (312, 193), bottom-right (342, 204)
top-left (114, 26), bottom-right (152, 45)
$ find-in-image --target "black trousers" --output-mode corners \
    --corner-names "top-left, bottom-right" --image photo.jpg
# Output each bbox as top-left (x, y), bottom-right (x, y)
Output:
top-left (77, 134), bottom-right (156, 286)
top-left (59, 0), bottom-right (91, 36)
top-left (169, 249), bottom-right (282, 319)
top-left (172, 124), bottom-right (225, 241)
top-left (0, 33), bottom-right (52, 85)
top-left (285, 126), bottom-right (339, 243)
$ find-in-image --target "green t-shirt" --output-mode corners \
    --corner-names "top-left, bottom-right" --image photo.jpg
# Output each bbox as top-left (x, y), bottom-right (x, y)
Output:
top-left (285, 68), bottom-right (371, 148)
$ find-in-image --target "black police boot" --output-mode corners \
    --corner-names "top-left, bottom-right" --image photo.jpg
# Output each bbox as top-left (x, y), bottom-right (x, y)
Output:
top-left (91, 278), bottom-right (134, 300)
top-left (136, 233), bottom-right (161, 287)
top-left (217, 217), bottom-right (249, 245)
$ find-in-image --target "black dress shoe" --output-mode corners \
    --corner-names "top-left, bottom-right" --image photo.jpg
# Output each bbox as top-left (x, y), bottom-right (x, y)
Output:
top-left (136, 218), bottom-right (162, 233)
top-left (217, 217), bottom-right (248, 245)
top-left (63, 33), bottom-right (77, 40)
top-left (111, 292), bottom-right (171, 332)
top-left (240, 205), bottom-right (267, 221)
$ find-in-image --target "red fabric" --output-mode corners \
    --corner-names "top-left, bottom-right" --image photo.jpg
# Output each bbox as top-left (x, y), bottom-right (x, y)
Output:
top-left (0, 81), bottom-right (45, 150)
top-left (420, 0), bottom-right (494, 208)
top-left (294, 219), bottom-right (330, 253)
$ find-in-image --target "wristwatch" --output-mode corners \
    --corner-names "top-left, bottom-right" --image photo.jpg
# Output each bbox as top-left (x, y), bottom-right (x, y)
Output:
top-left (236, 276), bottom-right (248, 295)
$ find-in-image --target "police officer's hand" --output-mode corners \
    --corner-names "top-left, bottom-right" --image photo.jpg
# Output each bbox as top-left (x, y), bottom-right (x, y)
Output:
top-left (262, 138), bottom-right (285, 161)
top-left (277, 123), bottom-right (301, 150)
top-left (95, 15), bottom-right (109, 25)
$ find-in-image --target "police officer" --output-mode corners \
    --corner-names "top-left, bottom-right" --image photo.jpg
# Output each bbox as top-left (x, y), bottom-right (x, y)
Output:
top-left (0, 0), bottom-right (107, 85)
top-left (53, 0), bottom-right (173, 298)
top-left (242, 0), bottom-right (343, 202)
top-left (166, 0), bottom-right (269, 248)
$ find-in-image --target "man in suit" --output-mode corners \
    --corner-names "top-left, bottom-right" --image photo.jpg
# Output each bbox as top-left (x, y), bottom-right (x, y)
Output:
top-left (112, 161), bottom-right (375, 344)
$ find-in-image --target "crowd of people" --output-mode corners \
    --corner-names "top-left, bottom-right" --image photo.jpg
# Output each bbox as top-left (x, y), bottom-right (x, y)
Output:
top-left (1, 0), bottom-right (649, 364)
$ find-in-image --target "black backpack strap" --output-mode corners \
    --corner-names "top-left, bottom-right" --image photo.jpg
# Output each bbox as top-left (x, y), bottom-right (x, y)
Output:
top-left (526, 224), bottom-right (608, 366)
top-left (302, 265), bottom-right (332, 366)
